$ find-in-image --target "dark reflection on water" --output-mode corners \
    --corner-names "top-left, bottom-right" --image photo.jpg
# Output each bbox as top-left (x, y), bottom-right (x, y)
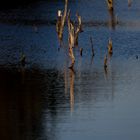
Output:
top-left (0, 59), bottom-right (140, 140)
top-left (0, 66), bottom-right (66, 140)
top-left (0, 63), bottom-right (116, 140)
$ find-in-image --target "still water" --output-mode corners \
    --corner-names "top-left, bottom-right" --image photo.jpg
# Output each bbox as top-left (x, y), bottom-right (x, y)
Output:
top-left (0, 0), bottom-right (140, 140)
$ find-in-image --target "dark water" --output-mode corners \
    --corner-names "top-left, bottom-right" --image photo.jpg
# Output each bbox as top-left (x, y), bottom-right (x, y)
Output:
top-left (0, 0), bottom-right (140, 140)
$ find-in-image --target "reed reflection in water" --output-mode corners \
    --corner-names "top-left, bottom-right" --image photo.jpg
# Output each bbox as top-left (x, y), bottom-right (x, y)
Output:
top-left (0, 58), bottom-right (118, 140)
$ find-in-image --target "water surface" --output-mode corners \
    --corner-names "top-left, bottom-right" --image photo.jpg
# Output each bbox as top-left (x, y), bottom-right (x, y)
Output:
top-left (0, 0), bottom-right (140, 140)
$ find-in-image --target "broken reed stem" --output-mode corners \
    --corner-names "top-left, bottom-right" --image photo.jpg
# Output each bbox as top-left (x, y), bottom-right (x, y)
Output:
top-left (56, 0), bottom-right (68, 41)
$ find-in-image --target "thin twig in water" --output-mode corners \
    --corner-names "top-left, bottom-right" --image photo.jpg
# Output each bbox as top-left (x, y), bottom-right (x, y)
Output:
top-left (90, 36), bottom-right (94, 56)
